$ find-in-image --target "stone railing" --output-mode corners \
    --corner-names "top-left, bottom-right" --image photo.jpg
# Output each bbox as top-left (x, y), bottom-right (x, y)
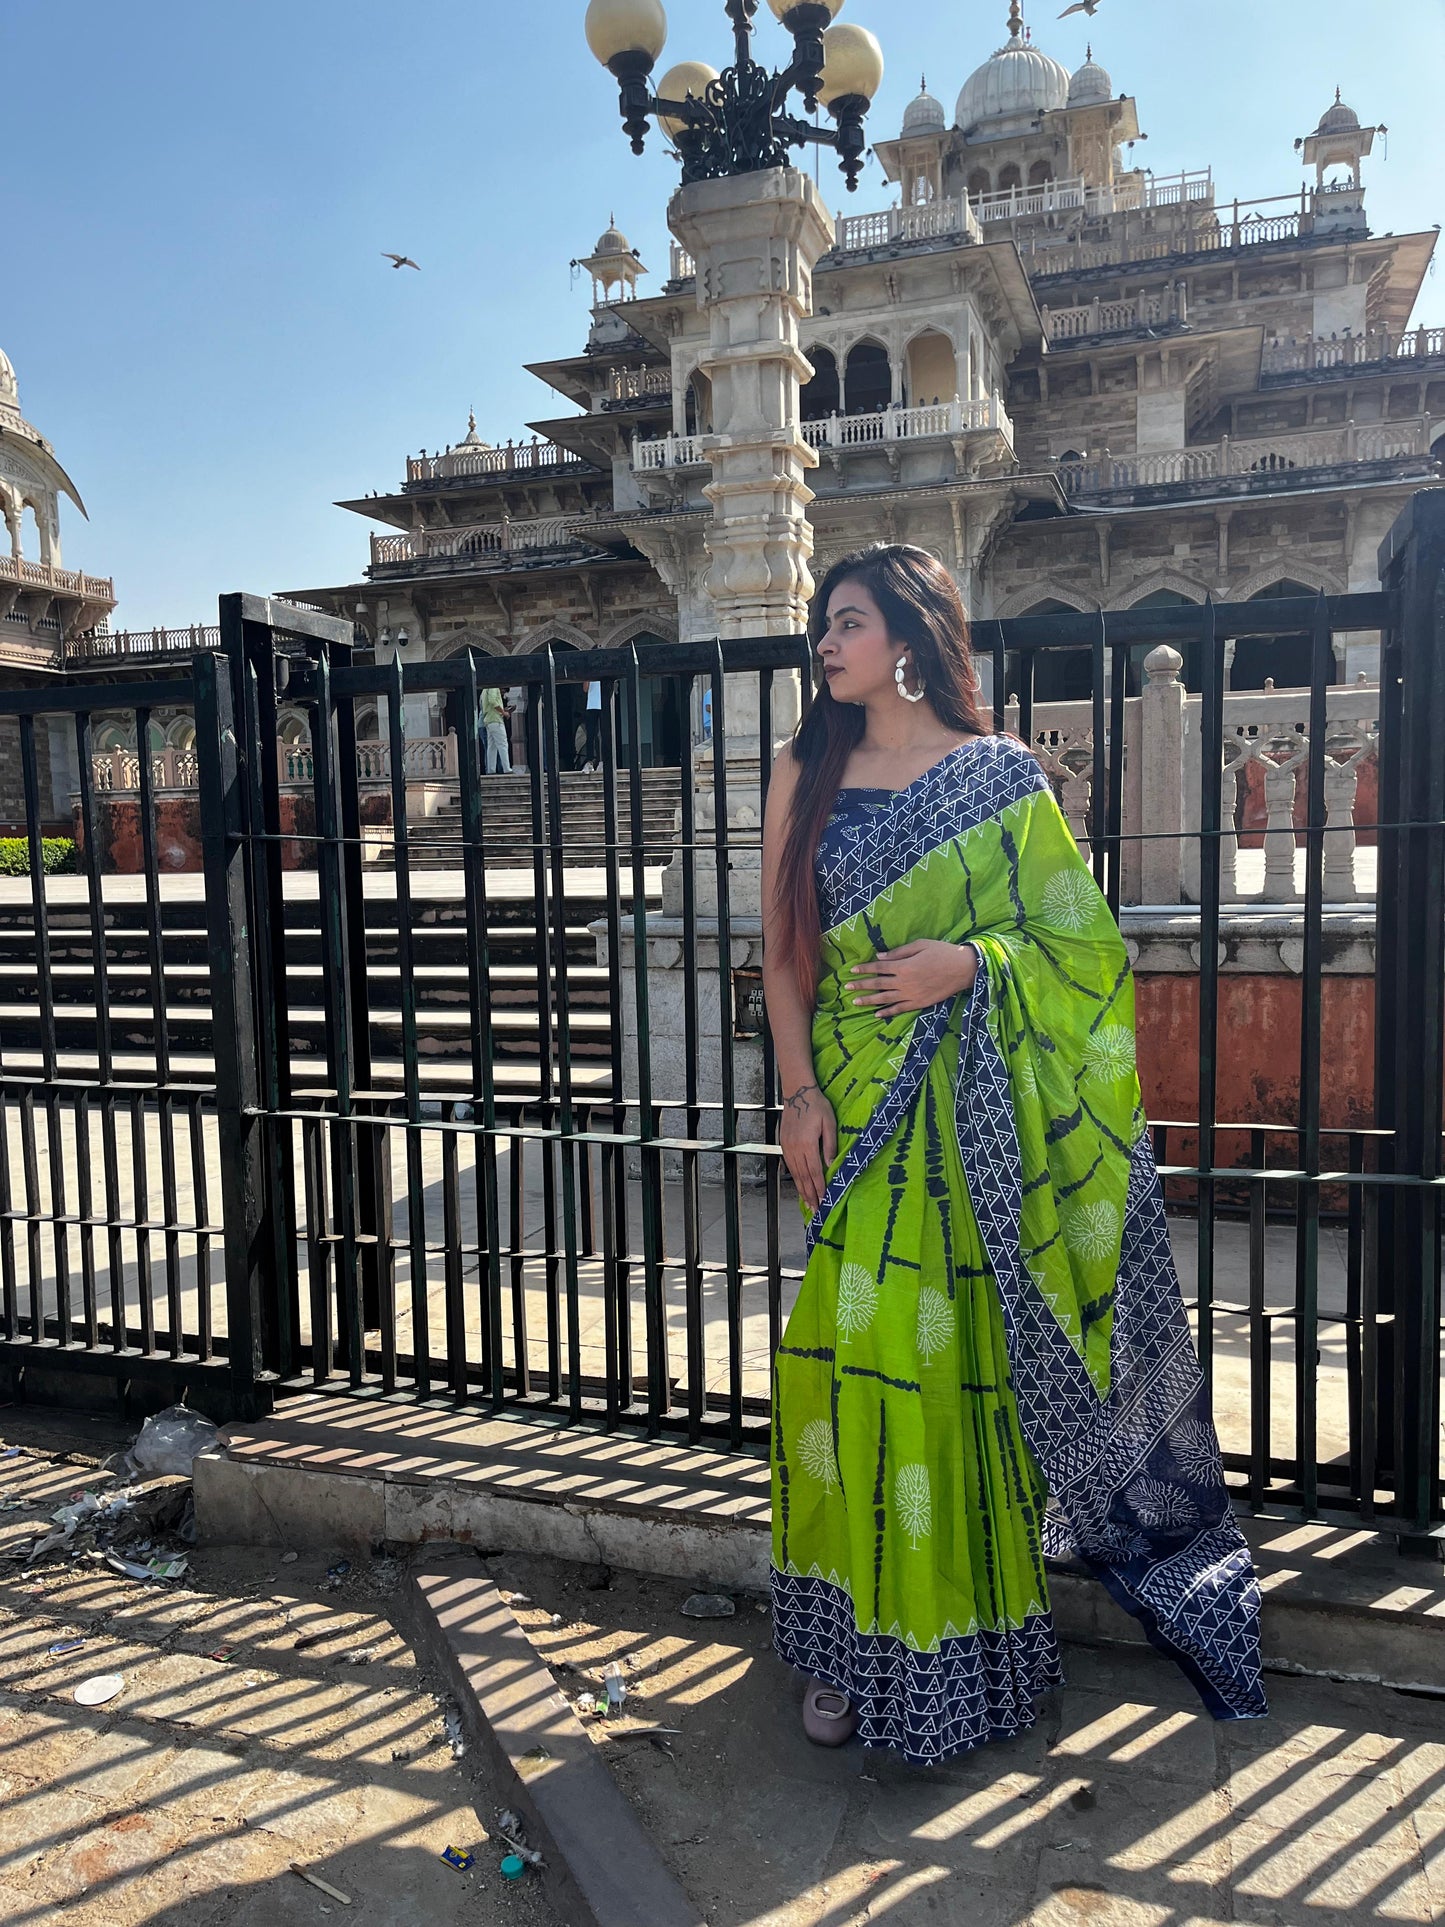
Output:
top-left (370, 516), bottom-right (581, 567)
top-left (1044, 285), bottom-right (1187, 343)
top-left (91, 748), bottom-right (200, 793)
top-left (832, 196), bottom-right (984, 253)
top-left (1011, 656), bottom-right (1380, 906)
top-left (1262, 327), bottom-right (1445, 376)
top-left (406, 440), bottom-right (588, 483)
top-left (1058, 416), bottom-right (1438, 497)
top-left (0, 553), bottom-right (114, 601)
top-left (668, 242), bottom-right (696, 282)
top-left (353, 735), bottom-right (459, 785)
top-left (68, 623), bottom-right (221, 662)
top-left (634, 395), bottom-right (1014, 470)
top-left (608, 367), bottom-right (670, 402)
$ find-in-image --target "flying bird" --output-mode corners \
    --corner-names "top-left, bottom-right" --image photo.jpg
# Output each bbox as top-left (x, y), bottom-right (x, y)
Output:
top-left (1059, 1), bottom-right (1101, 16)
top-left (382, 252), bottom-right (420, 271)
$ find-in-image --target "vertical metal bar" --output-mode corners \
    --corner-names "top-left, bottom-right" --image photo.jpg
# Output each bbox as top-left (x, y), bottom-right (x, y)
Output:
top-left (759, 665), bottom-right (783, 1378)
top-left (189, 1092), bottom-right (214, 1360)
top-left (679, 669), bottom-right (704, 1441)
top-left (135, 706), bottom-right (184, 1355)
top-left (19, 715), bottom-right (71, 1346)
top-left (73, 706), bottom-right (115, 1348)
top-left (1293, 596), bottom-right (1330, 1515)
top-left (598, 680), bottom-right (629, 1422)
top-left (311, 649), bottom-right (364, 1386)
top-left (1248, 1126), bottom-right (1269, 1504)
top-left (301, 1113), bottom-right (333, 1383)
top-left (1106, 636), bottom-right (1127, 920)
top-left (712, 645), bottom-right (744, 1450)
top-left (1195, 599), bottom-right (1222, 1391)
top-left (541, 645), bottom-right (582, 1420)
top-left (388, 650), bottom-right (428, 1396)
top-left (1090, 615), bottom-right (1107, 889)
top-left (455, 652), bottom-right (504, 1408)
top-left (441, 1107), bottom-right (466, 1396)
top-left (625, 642), bottom-right (666, 1427)
top-left (196, 649), bottom-right (269, 1407)
top-left (1345, 1131), bottom-right (1365, 1503)
top-left (222, 597), bottom-right (295, 1376)
top-left (129, 1090), bottom-right (153, 1351)
top-left (524, 689), bottom-right (560, 1398)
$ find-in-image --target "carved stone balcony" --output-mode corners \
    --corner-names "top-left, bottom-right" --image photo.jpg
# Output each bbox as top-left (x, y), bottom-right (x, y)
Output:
top-left (1262, 327), bottom-right (1445, 381)
top-left (1044, 285), bottom-right (1189, 345)
top-left (634, 395), bottom-right (1015, 475)
top-left (1057, 416), bottom-right (1440, 504)
top-left (0, 554), bottom-right (116, 663)
top-left (405, 440), bottom-right (592, 486)
top-left (368, 516), bottom-right (588, 576)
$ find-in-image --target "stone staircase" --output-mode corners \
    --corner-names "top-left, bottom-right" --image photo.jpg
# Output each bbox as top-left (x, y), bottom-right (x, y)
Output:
top-left (0, 877), bottom-right (650, 1099)
top-left (402, 767), bottom-right (683, 869)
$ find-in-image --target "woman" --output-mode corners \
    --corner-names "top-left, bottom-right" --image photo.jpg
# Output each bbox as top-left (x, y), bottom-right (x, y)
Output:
top-left (761, 545), bottom-right (1265, 1765)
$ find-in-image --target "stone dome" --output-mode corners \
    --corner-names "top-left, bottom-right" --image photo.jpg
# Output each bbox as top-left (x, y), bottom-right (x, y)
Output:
top-left (1317, 90), bottom-right (1360, 134)
top-left (956, 4), bottom-right (1069, 132)
top-left (902, 80), bottom-right (947, 136)
top-left (594, 221), bottom-right (632, 256)
top-left (0, 346), bottom-right (17, 414)
top-left (1068, 48), bottom-right (1113, 107)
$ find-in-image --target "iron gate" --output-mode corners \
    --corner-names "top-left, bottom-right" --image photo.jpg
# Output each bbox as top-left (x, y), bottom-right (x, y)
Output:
top-left (0, 496), bottom-right (1440, 1547)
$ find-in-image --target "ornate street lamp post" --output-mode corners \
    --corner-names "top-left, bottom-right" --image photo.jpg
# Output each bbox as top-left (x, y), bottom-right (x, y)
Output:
top-left (584, 0), bottom-right (883, 191)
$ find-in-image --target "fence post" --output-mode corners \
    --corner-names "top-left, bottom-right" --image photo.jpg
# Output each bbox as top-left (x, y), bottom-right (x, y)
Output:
top-left (1140, 645), bottom-right (1186, 903)
top-left (195, 651), bottom-right (274, 1414)
top-left (1374, 488), bottom-right (1445, 1550)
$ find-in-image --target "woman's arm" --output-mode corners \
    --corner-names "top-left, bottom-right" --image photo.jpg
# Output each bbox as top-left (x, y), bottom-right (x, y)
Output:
top-left (761, 748), bottom-right (837, 1212)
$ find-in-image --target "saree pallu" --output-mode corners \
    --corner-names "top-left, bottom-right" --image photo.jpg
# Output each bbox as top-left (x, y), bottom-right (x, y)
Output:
top-left (771, 734), bottom-right (1266, 1765)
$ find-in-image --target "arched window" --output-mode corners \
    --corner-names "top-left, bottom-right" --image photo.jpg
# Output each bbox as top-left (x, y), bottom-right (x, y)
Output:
top-left (1231, 580), bottom-right (1336, 691)
top-left (1125, 589), bottom-right (1203, 694)
top-left (800, 346), bottom-right (839, 421)
top-left (966, 168), bottom-right (991, 201)
top-left (905, 330), bottom-right (955, 408)
top-left (997, 163), bottom-right (1023, 196)
top-left (1028, 158), bottom-right (1054, 188)
top-left (684, 370), bottom-right (713, 436)
top-left (844, 340), bottom-right (891, 416)
top-left (1005, 599), bottom-right (1093, 704)
top-left (19, 504), bottom-right (41, 562)
top-left (167, 717), bottom-right (197, 751)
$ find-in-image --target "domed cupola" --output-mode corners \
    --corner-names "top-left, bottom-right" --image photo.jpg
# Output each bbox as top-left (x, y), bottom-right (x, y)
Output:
top-left (0, 345), bottom-right (19, 423)
top-left (902, 77), bottom-right (947, 137)
top-left (1317, 88), bottom-right (1360, 135)
top-left (956, 1), bottom-right (1070, 135)
top-left (1068, 46), bottom-right (1113, 108)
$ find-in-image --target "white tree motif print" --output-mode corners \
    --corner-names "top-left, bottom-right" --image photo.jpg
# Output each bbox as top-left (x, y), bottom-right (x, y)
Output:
top-left (895, 1463), bottom-right (933, 1548)
top-left (1068, 1198), bottom-right (1121, 1263)
top-left (1083, 1025), bottom-right (1136, 1084)
top-left (836, 1263), bottom-right (879, 1336)
top-left (1126, 1477), bottom-right (1199, 1529)
top-left (1012, 1051), bottom-right (1038, 1098)
top-left (915, 1288), bottom-right (951, 1361)
top-left (1041, 867), bottom-right (1101, 932)
top-left (798, 1419), bottom-right (840, 1492)
top-left (1169, 1417), bottom-right (1222, 1483)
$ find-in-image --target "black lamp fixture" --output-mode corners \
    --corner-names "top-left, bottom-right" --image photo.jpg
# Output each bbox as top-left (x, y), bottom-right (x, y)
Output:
top-left (584, 0), bottom-right (884, 192)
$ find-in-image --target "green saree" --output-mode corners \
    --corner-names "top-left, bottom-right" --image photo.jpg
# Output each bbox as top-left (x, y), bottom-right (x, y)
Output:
top-left (771, 733), bottom-right (1265, 1763)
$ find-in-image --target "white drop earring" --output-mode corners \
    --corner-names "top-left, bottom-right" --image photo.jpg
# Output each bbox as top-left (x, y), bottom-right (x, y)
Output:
top-left (895, 654), bottom-right (926, 703)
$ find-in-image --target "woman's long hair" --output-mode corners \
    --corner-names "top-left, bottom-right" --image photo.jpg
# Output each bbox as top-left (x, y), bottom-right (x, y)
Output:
top-left (772, 544), bottom-right (989, 999)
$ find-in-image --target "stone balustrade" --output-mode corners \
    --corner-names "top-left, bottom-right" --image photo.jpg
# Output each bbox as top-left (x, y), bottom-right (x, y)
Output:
top-left (370, 516), bottom-right (581, 568)
top-left (608, 367), bottom-right (670, 402)
top-left (1262, 327), bottom-right (1445, 376)
top-left (90, 738), bottom-right (459, 794)
top-left (1044, 284), bottom-right (1189, 342)
top-left (91, 747), bottom-right (200, 794)
top-left (0, 553), bottom-right (114, 601)
top-left (1058, 416), bottom-right (1439, 498)
top-left (634, 394), bottom-right (1014, 471)
top-left (406, 440), bottom-right (587, 484)
top-left (1009, 653), bottom-right (1380, 907)
top-left (832, 196), bottom-right (983, 253)
top-left (69, 623), bottom-right (221, 662)
top-left (1018, 189), bottom-right (1353, 279)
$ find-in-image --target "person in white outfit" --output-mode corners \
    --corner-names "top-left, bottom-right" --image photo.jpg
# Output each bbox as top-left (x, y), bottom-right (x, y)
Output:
top-left (481, 684), bottom-right (511, 774)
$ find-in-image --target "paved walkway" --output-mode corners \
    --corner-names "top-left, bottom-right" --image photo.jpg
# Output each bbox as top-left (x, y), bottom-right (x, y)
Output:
top-left (0, 1419), bottom-right (560, 1926)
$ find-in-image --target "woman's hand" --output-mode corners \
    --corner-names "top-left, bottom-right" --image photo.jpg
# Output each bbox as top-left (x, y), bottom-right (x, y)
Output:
top-left (850, 940), bottom-right (979, 1018)
top-left (780, 1082), bottom-right (838, 1216)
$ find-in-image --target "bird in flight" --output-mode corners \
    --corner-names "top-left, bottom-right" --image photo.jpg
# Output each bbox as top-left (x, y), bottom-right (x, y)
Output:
top-left (382, 252), bottom-right (420, 271)
top-left (1059, 0), bottom-right (1101, 16)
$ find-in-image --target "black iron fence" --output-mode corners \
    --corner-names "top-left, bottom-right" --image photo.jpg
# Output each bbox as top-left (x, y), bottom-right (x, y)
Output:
top-left (0, 496), bottom-right (1440, 1549)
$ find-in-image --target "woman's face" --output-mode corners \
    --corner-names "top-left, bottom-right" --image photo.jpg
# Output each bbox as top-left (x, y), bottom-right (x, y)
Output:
top-left (815, 579), bottom-right (914, 706)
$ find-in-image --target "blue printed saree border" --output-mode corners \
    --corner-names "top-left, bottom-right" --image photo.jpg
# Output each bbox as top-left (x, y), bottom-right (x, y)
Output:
top-left (953, 961), bottom-right (1268, 1722)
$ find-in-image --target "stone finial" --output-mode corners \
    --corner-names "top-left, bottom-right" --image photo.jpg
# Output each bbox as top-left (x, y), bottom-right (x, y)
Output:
top-left (1008, 1), bottom-right (1023, 42)
top-left (1144, 643), bottom-right (1183, 684)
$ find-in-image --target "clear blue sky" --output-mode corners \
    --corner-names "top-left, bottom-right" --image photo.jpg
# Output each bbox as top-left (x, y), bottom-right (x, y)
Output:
top-left (6, 0), bottom-right (1442, 629)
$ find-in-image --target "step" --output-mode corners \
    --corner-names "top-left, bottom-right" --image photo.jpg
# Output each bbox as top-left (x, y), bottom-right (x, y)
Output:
top-left (199, 1396), bottom-right (1445, 1693)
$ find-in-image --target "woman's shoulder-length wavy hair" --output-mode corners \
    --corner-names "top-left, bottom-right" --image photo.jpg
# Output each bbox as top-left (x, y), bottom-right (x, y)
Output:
top-left (771, 543), bottom-right (991, 999)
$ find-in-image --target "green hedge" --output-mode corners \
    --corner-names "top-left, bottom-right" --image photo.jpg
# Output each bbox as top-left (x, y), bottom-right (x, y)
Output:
top-left (0, 838), bottom-right (77, 877)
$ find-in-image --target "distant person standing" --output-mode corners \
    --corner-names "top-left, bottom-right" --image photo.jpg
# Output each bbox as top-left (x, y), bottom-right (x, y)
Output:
top-left (581, 676), bottom-right (603, 770)
top-left (481, 684), bottom-right (511, 774)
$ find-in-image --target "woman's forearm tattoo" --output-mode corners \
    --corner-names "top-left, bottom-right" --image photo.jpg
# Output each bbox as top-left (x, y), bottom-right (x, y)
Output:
top-left (784, 1083), bottom-right (821, 1118)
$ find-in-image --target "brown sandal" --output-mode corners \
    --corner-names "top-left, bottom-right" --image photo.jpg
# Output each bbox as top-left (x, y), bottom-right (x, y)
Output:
top-left (802, 1680), bottom-right (858, 1746)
